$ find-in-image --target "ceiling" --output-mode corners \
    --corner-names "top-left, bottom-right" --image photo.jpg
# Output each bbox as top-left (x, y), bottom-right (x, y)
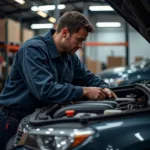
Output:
top-left (0, 0), bottom-right (117, 26)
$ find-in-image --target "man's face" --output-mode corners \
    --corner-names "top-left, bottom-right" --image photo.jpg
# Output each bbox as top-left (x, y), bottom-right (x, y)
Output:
top-left (62, 27), bottom-right (88, 55)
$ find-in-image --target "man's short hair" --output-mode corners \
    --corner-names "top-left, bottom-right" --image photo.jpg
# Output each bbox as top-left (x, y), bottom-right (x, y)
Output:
top-left (56, 11), bottom-right (94, 34)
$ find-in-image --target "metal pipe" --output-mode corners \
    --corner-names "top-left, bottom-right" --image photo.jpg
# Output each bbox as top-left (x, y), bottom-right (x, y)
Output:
top-left (125, 22), bottom-right (129, 66)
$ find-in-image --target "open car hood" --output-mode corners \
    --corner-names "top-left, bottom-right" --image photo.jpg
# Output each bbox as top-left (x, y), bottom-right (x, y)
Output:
top-left (105, 0), bottom-right (150, 43)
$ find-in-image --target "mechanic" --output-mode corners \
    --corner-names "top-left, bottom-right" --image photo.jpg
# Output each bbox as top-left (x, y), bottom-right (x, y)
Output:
top-left (0, 11), bottom-right (117, 149)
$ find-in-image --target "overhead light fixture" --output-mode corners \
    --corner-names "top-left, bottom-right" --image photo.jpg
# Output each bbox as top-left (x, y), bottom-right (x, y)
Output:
top-left (31, 4), bottom-right (66, 11)
top-left (48, 17), bottom-right (56, 23)
top-left (37, 11), bottom-right (47, 18)
top-left (31, 6), bottom-right (38, 11)
top-left (14, 0), bottom-right (25, 5)
top-left (39, 5), bottom-right (55, 11)
top-left (57, 4), bottom-right (66, 9)
top-left (31, 23), bottom-right (54, 29)
top-left (96, 22), bottom-right (121, 27)
top-left (89, 5), bottom-right (113, 11)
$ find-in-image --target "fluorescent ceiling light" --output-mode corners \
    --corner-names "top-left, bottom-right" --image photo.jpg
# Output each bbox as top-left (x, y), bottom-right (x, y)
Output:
top-left (89, 6), bottom-right (113, 11)
top-left (58, 4), bottom-right (66, 9)
top-left (31, 4), bottom-right (66, 11)
top-left (31, 23), bottom-right (54, 29)
top-left (37, 11), bottom-right (47, 18)
top-left (48, 17), bottom-right (56, 23)
top-left (31, 6), bottom-right (38, 11)
top-left (14, 0), bottom-right (25, 5)
top-left (39, 5), bottom-right (55, 11)
top-left (96, 22), bottom-right (121, 27)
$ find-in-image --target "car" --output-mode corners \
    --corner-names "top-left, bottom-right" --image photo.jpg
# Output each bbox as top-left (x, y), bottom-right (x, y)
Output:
top-left (97, 58), bottom-right (150, 87)
top-left (6, 0), bottom-right (150, 150)
top-left (6, 83), bottom-right (150, 150)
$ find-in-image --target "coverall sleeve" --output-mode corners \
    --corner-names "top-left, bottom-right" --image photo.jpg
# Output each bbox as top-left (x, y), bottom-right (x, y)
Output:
top-left (72, 54), bottom-right (109, 88)
top-left (20, 45), bottom-right (83, 103)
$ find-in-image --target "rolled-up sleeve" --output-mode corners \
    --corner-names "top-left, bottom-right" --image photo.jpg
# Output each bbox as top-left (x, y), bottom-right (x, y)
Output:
top-left (20, 45), bottom-right (83, 103)
top-left (72, 54), bottom-right (109, 88)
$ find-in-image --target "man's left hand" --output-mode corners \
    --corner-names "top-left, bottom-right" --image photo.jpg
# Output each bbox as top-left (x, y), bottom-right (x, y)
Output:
top-left (102, 88), bottom-right (118, 99)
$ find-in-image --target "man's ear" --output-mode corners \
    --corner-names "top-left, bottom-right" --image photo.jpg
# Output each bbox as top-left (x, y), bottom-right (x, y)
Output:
top-left (61, 28), bottom-right (70, 38)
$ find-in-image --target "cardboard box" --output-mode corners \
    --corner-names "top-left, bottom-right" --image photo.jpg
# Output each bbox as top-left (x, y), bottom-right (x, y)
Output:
top-left (0, 18), bottom-right (21, 44)
top-left (0, 19), bottom-right (7, 42)
top-left (135, 57), bottom-right (143, 62)
top-left (8, 19), bottom-right (21, 43)
top-left (23, 28), bottom-right (34, 43)
top-left (107, 56), bottom-right (125, 68)
top-left (86, 57), bottom-right (101, 74)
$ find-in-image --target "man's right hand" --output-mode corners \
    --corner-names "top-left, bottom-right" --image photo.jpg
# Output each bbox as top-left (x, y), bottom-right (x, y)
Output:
top-left (83, 87), bottom-right (107, 100)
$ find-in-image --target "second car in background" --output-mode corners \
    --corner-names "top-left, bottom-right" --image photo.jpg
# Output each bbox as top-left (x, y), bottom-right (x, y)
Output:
top-left (97, 58), bottom-right (150, 87)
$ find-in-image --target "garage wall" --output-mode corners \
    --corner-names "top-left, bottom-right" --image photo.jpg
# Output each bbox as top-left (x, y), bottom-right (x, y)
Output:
top-left (86, 29), bottom-right (125, 63)
top-left (86, 14), bottom-right (150, 65)
top-left (86, 26), bottom-right (150, 65)
top-left (129, 28), bottom-right (150, 64)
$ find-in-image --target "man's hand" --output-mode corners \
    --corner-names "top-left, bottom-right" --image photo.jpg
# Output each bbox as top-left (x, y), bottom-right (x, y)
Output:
top-left (83, 87), bottom-right (117, 100)
top-left (83, 87), bottom-right (107, 100)
top-left (102, 88), bottom-right (118, 99)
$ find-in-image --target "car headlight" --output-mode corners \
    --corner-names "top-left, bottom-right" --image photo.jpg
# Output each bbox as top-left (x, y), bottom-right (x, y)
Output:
top-left (16, 127), bottom-right (95, 150)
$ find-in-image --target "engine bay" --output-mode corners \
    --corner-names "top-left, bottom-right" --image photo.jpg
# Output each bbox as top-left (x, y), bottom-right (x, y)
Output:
top-left (9, 83), bottom-right (150, 149)
top-left (27, 83), bottom-right (150, 125)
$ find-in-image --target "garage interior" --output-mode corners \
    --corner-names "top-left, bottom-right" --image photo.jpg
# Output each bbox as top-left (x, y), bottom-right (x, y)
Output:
top-left (1, 1), bottom-right (150, 150)
top-left (0, 0), bottom-right (150, 89)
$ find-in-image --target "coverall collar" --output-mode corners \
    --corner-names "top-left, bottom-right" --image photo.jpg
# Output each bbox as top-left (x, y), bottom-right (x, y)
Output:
top-left (44, 29), bottom-right (71, 61)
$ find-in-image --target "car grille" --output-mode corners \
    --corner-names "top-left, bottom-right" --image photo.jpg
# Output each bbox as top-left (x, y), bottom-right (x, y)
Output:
top-left (13, 127), bottom-right (24, 146)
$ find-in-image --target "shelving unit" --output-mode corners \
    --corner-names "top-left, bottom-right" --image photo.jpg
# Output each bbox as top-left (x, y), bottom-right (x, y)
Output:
top-left (0, 44), bottom-right (20, 52)
top-left (0, 43), bottom-right (20, 82)
top-left (0, 17), bottom-right (34, 78)
top-left (0, 18), bottom-right (21, 80)
top-left (0, 18), bottom-right (34, 92)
